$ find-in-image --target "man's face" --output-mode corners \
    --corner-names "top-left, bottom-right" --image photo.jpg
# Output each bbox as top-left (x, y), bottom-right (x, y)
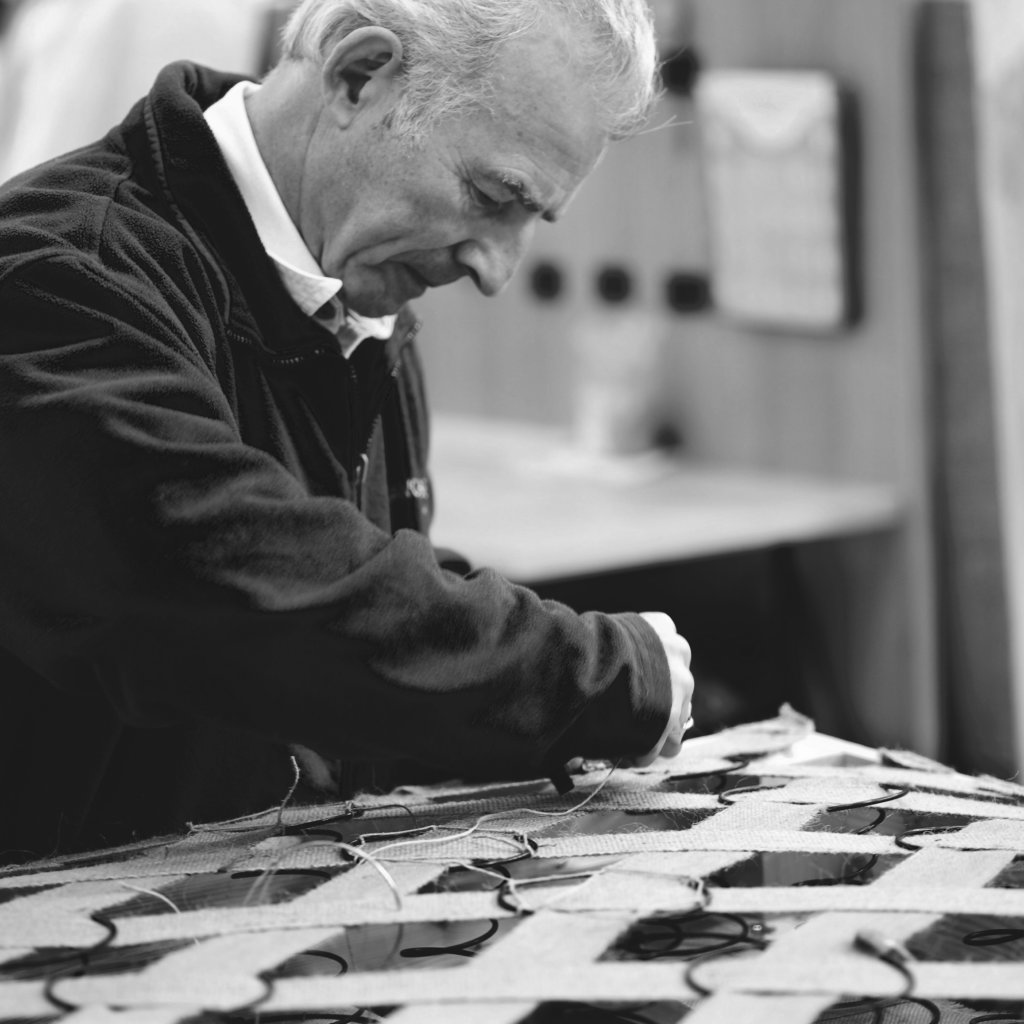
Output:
top-left (305, 34), bottom-right (606, 317)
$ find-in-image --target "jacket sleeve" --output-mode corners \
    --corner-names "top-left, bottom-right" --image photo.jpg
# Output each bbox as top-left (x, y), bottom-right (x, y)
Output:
top-left (0, 253), bottom-right (672, 781)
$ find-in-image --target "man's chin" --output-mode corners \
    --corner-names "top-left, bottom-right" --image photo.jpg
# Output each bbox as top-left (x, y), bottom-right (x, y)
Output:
top-left (343, 271), bottom-right (423, 317)
top-left (344, 295), bottom-right (404, 318)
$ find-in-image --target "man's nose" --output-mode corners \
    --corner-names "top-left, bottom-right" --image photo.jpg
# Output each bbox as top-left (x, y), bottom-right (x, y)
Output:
top-left (455, 220), bottom-right (535, 297)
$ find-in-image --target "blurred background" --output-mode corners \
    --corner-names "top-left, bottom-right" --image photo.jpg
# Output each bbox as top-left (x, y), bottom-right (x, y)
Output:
top-left (3, 0), bottom-right (1023, 780)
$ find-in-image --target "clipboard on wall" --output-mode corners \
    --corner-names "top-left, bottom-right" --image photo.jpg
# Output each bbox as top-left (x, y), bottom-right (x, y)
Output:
top-left (696, 69), bottom-right (858, 333)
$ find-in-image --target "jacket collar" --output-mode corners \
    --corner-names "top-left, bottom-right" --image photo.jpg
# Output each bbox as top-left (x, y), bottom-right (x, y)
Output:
top-left (131, 62), bottom-right (415, 362)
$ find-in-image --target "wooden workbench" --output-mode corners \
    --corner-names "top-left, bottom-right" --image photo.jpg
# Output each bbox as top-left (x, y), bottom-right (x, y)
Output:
top-left (429, 414), bottom-right (902, 584)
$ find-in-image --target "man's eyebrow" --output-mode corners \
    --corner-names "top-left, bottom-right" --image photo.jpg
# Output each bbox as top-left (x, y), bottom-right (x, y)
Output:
top-left (499, 174), bottom-right (558, 223)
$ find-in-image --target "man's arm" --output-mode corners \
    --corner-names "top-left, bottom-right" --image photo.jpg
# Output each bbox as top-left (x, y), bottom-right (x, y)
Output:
top-left (0, 252), bottom-right (677, 780)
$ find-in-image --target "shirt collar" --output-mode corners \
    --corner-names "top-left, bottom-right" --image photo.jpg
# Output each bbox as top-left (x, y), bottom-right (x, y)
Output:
top-left (203, 80), bottom-right (396, 352)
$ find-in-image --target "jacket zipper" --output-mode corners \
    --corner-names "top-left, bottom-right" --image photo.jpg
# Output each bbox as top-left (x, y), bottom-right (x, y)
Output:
top-left (349, 320), bottom-right (420, 510)
top-left (229, 320), bottom-right (421, 510)
top-left (353, 451), bottom-right (370, 511)
top-left (227, 319), bottom-right (420, 368)
top-left (226, 328), bottom-right (332, 367)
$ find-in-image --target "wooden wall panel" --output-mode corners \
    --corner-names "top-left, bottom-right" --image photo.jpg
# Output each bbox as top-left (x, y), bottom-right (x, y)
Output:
top-left (917, 2), bottom-right (1014, 775)
top-left (970, 0), bottom-right (1024, 774)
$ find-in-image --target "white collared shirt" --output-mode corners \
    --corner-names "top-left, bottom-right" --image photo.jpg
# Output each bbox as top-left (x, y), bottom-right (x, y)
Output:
top-left (203, 81), bottom-right (396, 355)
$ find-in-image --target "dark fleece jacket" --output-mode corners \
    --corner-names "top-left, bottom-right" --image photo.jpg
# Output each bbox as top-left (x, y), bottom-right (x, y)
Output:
top-left (0, 63), bottom-right (670, 861)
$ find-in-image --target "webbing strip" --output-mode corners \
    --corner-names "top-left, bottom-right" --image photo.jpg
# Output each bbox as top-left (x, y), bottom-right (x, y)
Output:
top-left (684, 992), bottom-right (837, 1024)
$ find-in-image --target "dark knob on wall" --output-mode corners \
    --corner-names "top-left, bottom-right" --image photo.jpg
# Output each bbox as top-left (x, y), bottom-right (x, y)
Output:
top-left (596, 266), bottom-right (634, 304)
top-left (530, 261), bottom-right (565, 301)
top-left (665, 272), bottom-right (711, 314)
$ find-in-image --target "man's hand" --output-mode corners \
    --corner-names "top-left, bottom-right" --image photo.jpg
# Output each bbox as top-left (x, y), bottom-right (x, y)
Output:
top-left (632, 611), bottom-right (695, 767)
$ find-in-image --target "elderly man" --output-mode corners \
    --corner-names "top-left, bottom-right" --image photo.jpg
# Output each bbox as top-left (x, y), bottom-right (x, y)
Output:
top-left (0, 0), bottom-right (694, 862)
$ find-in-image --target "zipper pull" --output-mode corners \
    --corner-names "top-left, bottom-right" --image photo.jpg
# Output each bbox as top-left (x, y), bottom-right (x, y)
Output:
top-left (353, 452), bottom-right (370, 510)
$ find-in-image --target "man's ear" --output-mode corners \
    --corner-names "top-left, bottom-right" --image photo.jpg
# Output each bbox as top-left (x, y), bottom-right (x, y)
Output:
top-left (322, 26), bottom-right (404, 128)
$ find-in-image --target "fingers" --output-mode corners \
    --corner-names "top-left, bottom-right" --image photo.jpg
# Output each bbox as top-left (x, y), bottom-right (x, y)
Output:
top-left (657, 674), bottom-right (693, 760)
top-left (636, 611), bottom-right (695, 766)
top-left (639, 611), bottom-right (692, 668)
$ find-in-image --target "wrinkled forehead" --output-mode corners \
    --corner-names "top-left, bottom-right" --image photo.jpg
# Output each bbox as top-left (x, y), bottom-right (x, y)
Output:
top-left (487, 29), bottom-right (608, 173)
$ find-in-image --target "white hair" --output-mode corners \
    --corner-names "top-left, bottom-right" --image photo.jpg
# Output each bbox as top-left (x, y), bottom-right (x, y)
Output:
top-left (279, 0), bottom-right (660, 141)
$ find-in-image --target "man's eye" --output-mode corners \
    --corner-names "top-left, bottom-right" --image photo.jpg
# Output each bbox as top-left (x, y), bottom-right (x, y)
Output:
top-left (469, 183), bottom-right (504, 213)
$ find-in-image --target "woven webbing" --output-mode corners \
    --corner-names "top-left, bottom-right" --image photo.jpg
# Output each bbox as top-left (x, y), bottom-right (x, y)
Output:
top-left (2, 708), bottom-right (1023, 1023)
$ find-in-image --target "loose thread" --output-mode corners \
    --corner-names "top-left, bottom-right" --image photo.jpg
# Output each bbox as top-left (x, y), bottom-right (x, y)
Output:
top-left (119, 881), bottom-right (208, 947)
top-left (443, 861), bottom-right (594, 915)
top-left (503, 868), bottom-right (707, 917)
top-left (636, 114), bottom-right (695, 137)
top-left (332, 841), bottom-right (404, 910)
top-left (215, 756), bottom-right (304, 907)
top-left (227, 835), bottom-right (405, 911)
top-left (276, 755), bottom-right (302, 831)
top-left (369, 760), bottom-right (622, 861)
top-left (189, 755), bottom-right (302, 836)
top-left (511, 759), bottom-right (621, 818)
top-left (118, 881), bottom-right (183, 916)
top-left (371, 822), bottom-right (530, 861)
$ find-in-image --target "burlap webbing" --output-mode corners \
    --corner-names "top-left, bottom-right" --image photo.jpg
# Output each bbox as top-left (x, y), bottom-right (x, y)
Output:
top-left (0, 833), bottom-right (177, 881)
top-left (4, 711), bottom-right (1024, 1022)
top-left (684, 992), bottom-right (837, 1024)
top-left (62, 1008), bottom-right (194, 1024)
top-left (554, 853), bottom-right (743, 914)
top-left (112, 890), bottom-right (508, 945)
top-left (260, 960), bottom-right (1024, 1009)
top-left (0, 878), bottom-right (187, 949)
top-left (260, 962), bottom-right (693, 1009)
top-left (55, 927), bottom-right (342, 1012)
top-left (754, 760), bottom-right (1024, 799)
top-left (361, 787), bottom-right (718, 827)
top-left (385, 1003), bottom-right (541, 1024)
top-left (285, 775), bottom-right (1022, 826)
top-left (48, 973), bottom-right (253, 1014)
top-left (385, 995), bottom-right (847, 1024)
top-left (2, 770), bottom-right (1016, 894)
top-left (470, 909), bottom-right (635, 967)
top-left (698, 838), bottom-right (1023, 999)
top-left (688, 958), bottom-right (1024, 1000)
top-left (674, 704), bottom-right (815, 758)
top-left (288, 860), bottom-right (444, 907)
top-left (349, 782), bottom-right (1024, 833)
top-left (875, 846), bottom-right (1015, 887)
top-left (884, 791), bottom-right (1024, 821)
top-left (749, 776), bottom-right (896, 804)
top-left (611, 850), bottom-right (751, 875)
top-left (737, 777), bottom-right (1024, 823)
top-left (62, 1009), bottom-right (194, 1024)
top-left (710, 886), bottom-right (1024, 915)
top-left (0, 845), bottom-right (246, 892)
top-left (0, 979), bottom-right (57, 1019)
top-left (89, 864), bottom-right (1024, 950)
top-left (533, 799), bottom-right (843, 858)
top-left (932, 818), bottom-right (1024, 849)
top-left (687, 996), bottom-right (979, 1024)
top-left (914, 962), bottom-right (1024, 999)
top-left (537, 827), bottom-right (894, 858)
top-left (362, 832), bottom-right (537, 864)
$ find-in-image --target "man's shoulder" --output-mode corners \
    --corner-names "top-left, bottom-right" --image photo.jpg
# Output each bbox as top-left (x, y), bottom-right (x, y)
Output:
top-left (0, 59), bottom-right (245, 269)
top-left (0, 144), bottom-right (188, 287)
